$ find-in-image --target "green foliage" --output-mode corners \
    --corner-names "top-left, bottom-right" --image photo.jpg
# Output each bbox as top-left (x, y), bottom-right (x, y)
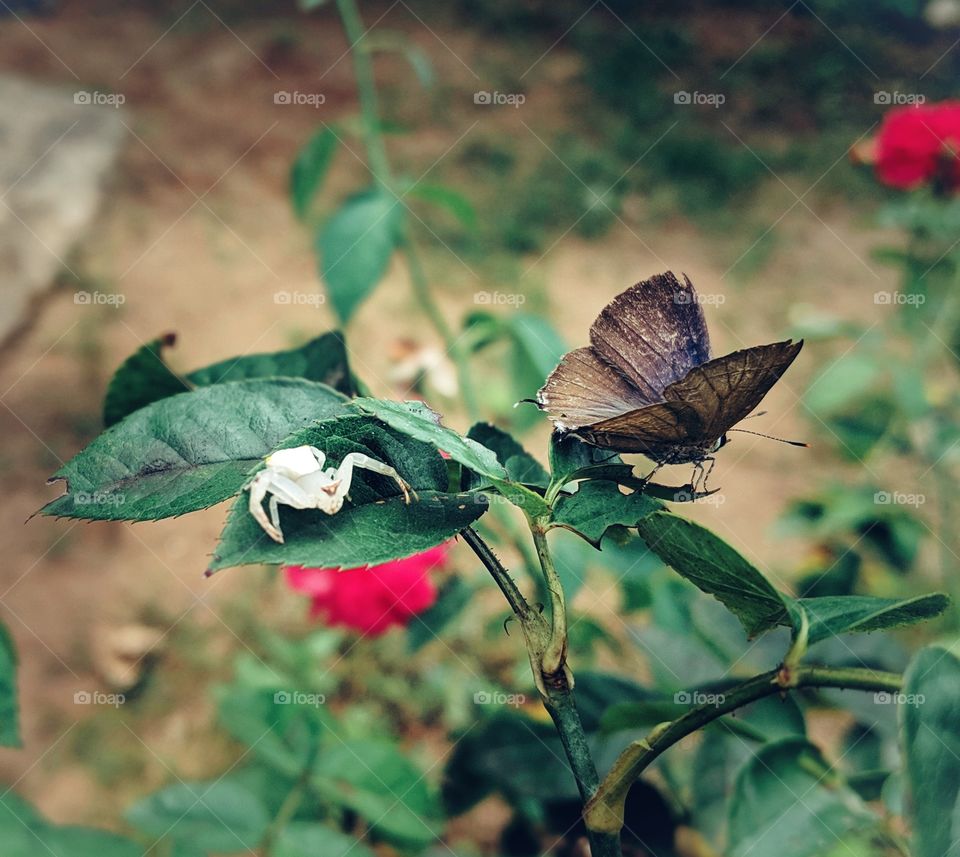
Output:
top-left (902, 645), bottom-right (960, 857)
top-left (126, 780), bottom-right (271, 852)
top-left (407, 575), bottom-right (473, 652)
top-left (43, 379), bottom-right (347, 521)
top-left (0, 622), bottom-right (19, 747)
top-left (102, 332), bottom-right (356, 426)
top-left (0, 791), bottom-right (141, 857)
top-left (102, 333), bottom-right (183, 426)
top-left (464, 423), bottom-right (549, 488)
top-left (636, 512), bottom-right (789, 637)
top-left (275, 823), bottom-right (376, 857)
top-left (797, 594), bottom-right (949, 645)
top-left (551, 481), bottom-right (659, 547)
top-left (318, 189), bottom-right (403, 322)
top-left (208, 415), bottom-right (485, 571)
top-left (290, 126), bottom-right (339, 219)
top-left (727, 738), bottom-right (878, 857)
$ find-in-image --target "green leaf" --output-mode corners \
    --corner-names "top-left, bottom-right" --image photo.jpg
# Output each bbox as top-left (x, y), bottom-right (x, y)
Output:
top-left (103, 333), bottom-right (186, 426)
top-left (43, 379), bottom-right (347, 521)
top-left (408, 576), bottom-right (472, 652)
top-left (406, 183), bottom-right (476, 228)
top-left (290, 127), bottom-right (338, 219)
top-left (551, 481), bottom-right (660, 546)
top-left (0, 622), bottom-right (19, 747)
top-left (0, 792), bottom-right (141, 857)
top-left (208, 415), bottom-right (485, 572)
top-left (902, 645), bottom-right (960, 857)
top-left (548, 432), bottom-right (620, 485)
top-left (318, 189), bottom-right (402, 323)
top-left (275, 823), bottom-right (376, 857)
top-left (186, 331), bottom-right (356, 396)
top-left (126, 780), bottom-right (270, 851)
top-left (351, 399), bottom-right (549, 517)
top-left (465, 423), bottom-right (549, 488)
top-left (635, 512), bottom-right (788, 637)
top-left (798, 593), bottom-right (949, 646)
top-left (728, 738), bottom-right (878, 857)
top-left (312, 740), bottom-right (443, 846)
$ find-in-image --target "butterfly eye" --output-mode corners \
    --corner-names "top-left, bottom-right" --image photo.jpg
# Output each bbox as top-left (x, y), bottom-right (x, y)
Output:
top-left (715, 435), bottom-right (729, 451)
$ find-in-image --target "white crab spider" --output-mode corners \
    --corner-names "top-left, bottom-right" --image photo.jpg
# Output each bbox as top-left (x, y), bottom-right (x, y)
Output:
top-left (247, 445), bottom-right (415, 543)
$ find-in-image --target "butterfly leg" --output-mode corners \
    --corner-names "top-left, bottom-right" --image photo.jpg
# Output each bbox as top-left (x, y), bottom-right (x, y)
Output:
top-left (695, 456), bottom-right (717, 494)
top-left (638, 462), bottom-right (665, 492)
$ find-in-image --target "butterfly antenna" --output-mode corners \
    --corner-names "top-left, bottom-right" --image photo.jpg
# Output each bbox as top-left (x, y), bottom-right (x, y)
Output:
top-left (728, 428), bottom-right (808, 448)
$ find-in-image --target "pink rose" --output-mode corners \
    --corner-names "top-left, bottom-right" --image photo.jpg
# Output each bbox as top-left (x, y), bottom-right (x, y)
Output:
top-left (283, 543), bottom-right (451, 636)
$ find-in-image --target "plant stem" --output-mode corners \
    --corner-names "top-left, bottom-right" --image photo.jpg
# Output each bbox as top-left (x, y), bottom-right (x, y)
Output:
top-left (335, 0), bottom-right (479, 418)
top-left (530, 523), bottom-right (567, 675)
top-left (584, 665), bottom-right (903, 836)
top-left (461, 526), bottom-right (620, 857)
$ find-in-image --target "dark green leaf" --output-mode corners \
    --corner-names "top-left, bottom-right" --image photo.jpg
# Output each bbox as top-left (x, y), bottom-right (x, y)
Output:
top-left (797, 593), bottom-right (949, 646)
top-left (275, 823), bottom-right (376, 857)
top-left (406, 184), bottom-right (476, 228)
top-left (126, 780), bottom-right (270, 851)
top-left (290, 127), bottom-right (338, 219)
top-left (208, 415), bottom-right (485, 571)
top-left (312, 740), bottom-right (443, 846)
top-left (43, 379), bottom-right (347, 522)
top-left (548, 432), bottom-right (620, 484)
top-left (186, 331), bottom-right (355, 396)
top-left (318, 189), bottom-right (402, 322)
top-left (465, 423), bottom-right (549, 488)
top-left (352, 399), bottom-right (548, 516)
top-left (0, 622), bottom-right (19, 747)
top-left (728, 737), bottom-right (878, 857)
top-left (103, 333), bottom-right (186, 426)
top-left (551, 481), bottom-right (660, 546)
top-left (636, 512), bottom-right (789, 637)
top-left (408, 576), bottom-right (472, 652)
top-left (902, 645), bottom-right (960, 857)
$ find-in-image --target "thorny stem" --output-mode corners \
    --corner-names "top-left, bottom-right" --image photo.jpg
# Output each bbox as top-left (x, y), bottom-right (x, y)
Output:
top-left (584, 665), bottom-right (903, 837)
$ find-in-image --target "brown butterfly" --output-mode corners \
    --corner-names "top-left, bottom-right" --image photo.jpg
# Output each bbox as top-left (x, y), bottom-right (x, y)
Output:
top-left (536, 272), bottom-right (803, 490)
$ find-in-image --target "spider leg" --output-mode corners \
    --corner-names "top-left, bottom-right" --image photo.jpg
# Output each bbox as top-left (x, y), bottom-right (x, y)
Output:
top-left (247, 472), bottom-right (315, 543)
top-left (335, 452), bottom-right (418, 504)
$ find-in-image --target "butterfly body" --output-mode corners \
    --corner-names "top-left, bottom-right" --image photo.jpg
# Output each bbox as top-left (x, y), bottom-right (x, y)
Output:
top-left (537, 273), bottom-right (802, 484)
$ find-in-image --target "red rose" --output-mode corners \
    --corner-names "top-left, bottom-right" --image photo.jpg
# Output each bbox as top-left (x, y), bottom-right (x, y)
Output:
top-left (283, 543), bottom-right (451, 636)
top-left (875, 101), bottom-right (960, 192)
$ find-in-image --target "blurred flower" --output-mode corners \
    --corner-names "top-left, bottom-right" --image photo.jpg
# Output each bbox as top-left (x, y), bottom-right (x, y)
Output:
top-left (388, 338), bottom-right (458, 398)
top-left (873, 102), bottom-right (960, 193)
top-left (284, 543), bottom-right (450, 636)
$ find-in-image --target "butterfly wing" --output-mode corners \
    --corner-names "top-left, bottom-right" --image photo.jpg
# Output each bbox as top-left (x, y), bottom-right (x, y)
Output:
top-left (589, 272), bottom-right (712, 404)
top-left (661, 339), bottom-right (803, 439)
top-left (537, 347), bottom-right (647, 430)
top-left (577, 339), bottom-right (803, 457)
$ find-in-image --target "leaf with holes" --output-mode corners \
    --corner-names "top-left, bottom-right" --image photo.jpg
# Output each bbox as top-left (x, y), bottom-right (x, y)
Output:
top-left (43, 379), bottom-right (347, 521)
top-left (318, 189), bottom-right (402, 323)
top-left (636, 512), bottom-right (788, 637)
top-left (207, 415), bottom-right (486, 572)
